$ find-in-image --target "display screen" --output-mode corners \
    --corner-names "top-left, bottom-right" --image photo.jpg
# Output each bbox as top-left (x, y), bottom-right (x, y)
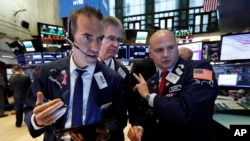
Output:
top-left (116, 45), bottom-right (128, 59)
top-left (16, 54), bottom-right (26, 66)
top-left (6, 68), bottom-right (12, 80)
top-left (135, 31), bottom-right (148, 44)
top-left (212, 63), bottom-right (250, 88)
top-left (178, 41), bottom-right (203, 60)
top-left (220, 33), bottom-right (250, 62)
top-left (43, 52), bottom-right (65, 63)
top-left (24, 52), bottom-right (43, 66)
top-left (37, 22), bottom-right (66, 39)
top-left (23, 41), bottom-right (35, 52)
top-left (129, 45), bottom-right (149, 59)
top-left (7, 41), bottom-right (25, 55)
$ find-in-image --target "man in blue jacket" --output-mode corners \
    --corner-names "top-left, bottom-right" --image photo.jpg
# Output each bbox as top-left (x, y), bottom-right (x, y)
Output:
top-left (24, 5), bottom-right (127, 141)
top-left (128, 29), bottom-right (218, 141)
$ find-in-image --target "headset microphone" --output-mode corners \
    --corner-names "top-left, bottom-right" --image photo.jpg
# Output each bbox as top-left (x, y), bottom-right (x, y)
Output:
top-left (65, 37), bottom-right (97, 58)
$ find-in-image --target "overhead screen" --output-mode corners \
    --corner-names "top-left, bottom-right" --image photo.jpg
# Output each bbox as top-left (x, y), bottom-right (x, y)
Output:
top-left (22, 41), bottom-right (35, 52)
top-left (37, 22), bottom-right (66, 39)
top-left (135, 31), bottom-right (148, 44)
top-left (59, 0), bottom-right (109, 18)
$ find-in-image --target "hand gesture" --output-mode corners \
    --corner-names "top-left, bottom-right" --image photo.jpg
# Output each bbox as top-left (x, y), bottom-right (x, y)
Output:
top-left (33, 91), bottom-right (66, 126)
top-left (133, 73), bottom-right (149, 99)
top-left (127, 126), bottom-right (143, 141)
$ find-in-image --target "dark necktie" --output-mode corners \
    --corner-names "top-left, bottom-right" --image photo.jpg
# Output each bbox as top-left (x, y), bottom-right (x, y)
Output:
top-left (71, 69), bottom-right (85, 126)
top-left (158, 71), bottom-right (168, 95)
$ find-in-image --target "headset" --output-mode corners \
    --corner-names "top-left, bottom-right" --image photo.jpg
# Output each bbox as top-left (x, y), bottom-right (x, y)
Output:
top-left (67, 20), bottom-right (74, 42)
top-left (66, 19), bottom-right (96, 58)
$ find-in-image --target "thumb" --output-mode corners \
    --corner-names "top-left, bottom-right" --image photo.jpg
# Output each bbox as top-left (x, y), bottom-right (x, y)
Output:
top-left (36, 91), bottom-right (44, 106)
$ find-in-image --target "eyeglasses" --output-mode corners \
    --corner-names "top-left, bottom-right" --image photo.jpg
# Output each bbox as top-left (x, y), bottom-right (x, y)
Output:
top-left (104, 35), bottom-right (124, 44)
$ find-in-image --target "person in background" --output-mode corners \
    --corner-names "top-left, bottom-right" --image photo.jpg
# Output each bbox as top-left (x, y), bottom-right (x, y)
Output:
top-left (98, 16), bottom-right (129, 124)
top-left (9, 65), bottom-right (31, 127)
top-left (33, 66), bottom-right (39, 76)
top-left (24, 5), bottom-right (127, 141)
top-left (0, 73), bottom-right (7, 117)
top-left (178, 47), bottom-right (193, 60)
top-left (32, 66), bottom-right (40, 81)
top-left (127, 29), bottom-right (218, 141)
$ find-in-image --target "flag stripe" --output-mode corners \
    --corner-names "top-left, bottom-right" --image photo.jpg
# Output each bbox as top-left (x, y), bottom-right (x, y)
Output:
top-left (203, 0), bottom-right (218, 12)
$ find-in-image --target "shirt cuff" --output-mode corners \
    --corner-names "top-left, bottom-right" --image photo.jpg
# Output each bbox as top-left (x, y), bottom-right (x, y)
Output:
top-left (148, 93), bottom-right (157, 107)
top-left (31, 114), bottom-right (44, 130)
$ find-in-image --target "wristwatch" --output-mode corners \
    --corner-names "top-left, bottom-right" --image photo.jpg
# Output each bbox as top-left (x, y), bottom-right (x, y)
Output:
top-left (145, 94), bottom-right (150, 101)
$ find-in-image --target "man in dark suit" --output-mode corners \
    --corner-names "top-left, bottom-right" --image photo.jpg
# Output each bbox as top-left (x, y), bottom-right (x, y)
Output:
top-left (128, 30), bottom-right (218, 141)
top-left (98, 16), bottom-right (129, 123)
top-left (9, 65), bottom-right (31, 127)
top-left (128, 47), bottom-right (193, 124)
top-left (98, 16), bottom-right (129, 81)
top-left (24, 6), bottom-right (127, 141)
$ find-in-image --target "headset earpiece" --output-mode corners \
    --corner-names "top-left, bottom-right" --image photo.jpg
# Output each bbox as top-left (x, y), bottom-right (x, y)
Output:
top-left (67, 19), bottom-right (74, 42)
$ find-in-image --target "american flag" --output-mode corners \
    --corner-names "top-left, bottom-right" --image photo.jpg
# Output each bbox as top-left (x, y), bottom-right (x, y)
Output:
top-left (193, 69), bottom-right (212, 81)
top-left (203, 0), bottom-right (218, 12)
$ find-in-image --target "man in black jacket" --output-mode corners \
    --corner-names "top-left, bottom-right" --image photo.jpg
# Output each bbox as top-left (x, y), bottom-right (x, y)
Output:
top-left (9, 65), bottom-right (31, 127)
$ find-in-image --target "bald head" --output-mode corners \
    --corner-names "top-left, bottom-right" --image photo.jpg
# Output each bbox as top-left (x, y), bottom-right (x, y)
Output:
top-left (148, 29), bottom-right (179, 70)
top-left (149, 30), bottom-right (176, 46)
top-left (178, 47), bottom-right (193, 60)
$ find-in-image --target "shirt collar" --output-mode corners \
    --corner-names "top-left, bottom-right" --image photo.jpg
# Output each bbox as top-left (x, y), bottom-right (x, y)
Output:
top-left (98, 57), bottom-right (112, 65)
top-left (157, 66), bottom-right (174, 78)
top-left (70, 55), bottom-right (96, 75)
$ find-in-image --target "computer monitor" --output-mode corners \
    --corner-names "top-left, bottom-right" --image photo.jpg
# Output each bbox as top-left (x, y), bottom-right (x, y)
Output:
top-left (129, 45), bottom-right (150, 59)
top-left (219, 32), bottom-right (250, 62)
top-left (116, 45), bottom-right (128, 59)
top-left (16, 54), bottom-right (26, 66)
top-left (42, 52), bottom-right (65, 63)
top-left (135, 31), bottom-right (148, 44)
top-left (22, 40), bottom-right (35, 52)
top-left (212, 63), bottom-right (250, 88)
top-left (178, 41), bottom-right (203, 60)
top-left (24, 52), bottom-right (43, 66)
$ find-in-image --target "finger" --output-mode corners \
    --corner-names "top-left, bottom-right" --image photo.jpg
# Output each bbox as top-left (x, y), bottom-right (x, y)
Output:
top-left (128, 126), bottom-right (136, 138)
top-left (70, 132), bottom-right (84, 141)
top-left (96, 128), bottom-right (109, 141)
top-left (133, 73), bottom-right (142, 82)
top-left (132, 85), bottom-right (138, 92)
top-left (33, 99), bottom-right (63, 114)
top-left (36, 91), bottom-right (44, 106)
top-left (96, 127), bottom-right (109, 134)
top-left (47, 107), bottom-right (67, 124)
top-left (137, 127), bottom-right (143, 136)
top-left (127, 128), bottom-right (133, 139)
top-left (138, 73), bottom-right (146, 82)
top-left (36, 100), bottom-right (64, 117)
